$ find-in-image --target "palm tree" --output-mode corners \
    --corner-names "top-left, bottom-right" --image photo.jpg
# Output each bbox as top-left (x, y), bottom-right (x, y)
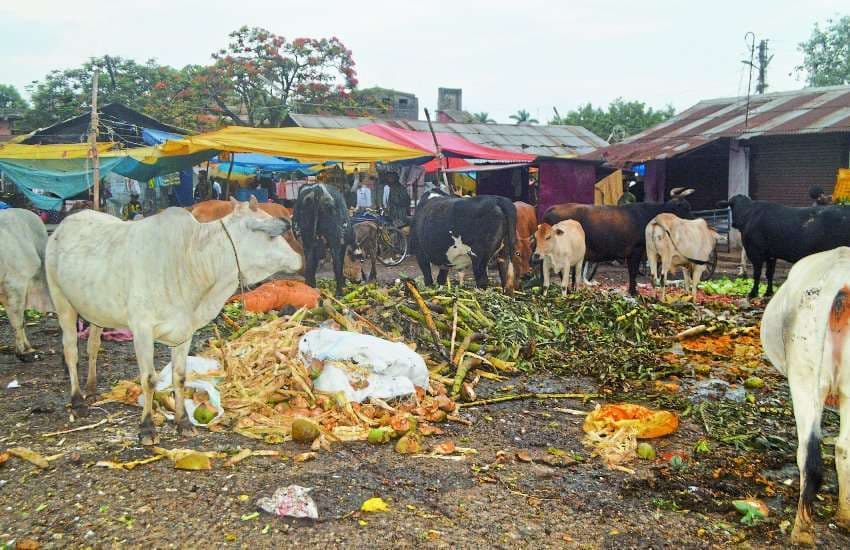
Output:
top-left (509, 109), bottom-right (539, 124)
top-left (472, 112), bottom-right (495, 123)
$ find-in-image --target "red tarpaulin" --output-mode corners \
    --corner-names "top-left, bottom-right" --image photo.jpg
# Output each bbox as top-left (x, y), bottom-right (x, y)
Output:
top-left (358, 123), bottom-right (535, 162)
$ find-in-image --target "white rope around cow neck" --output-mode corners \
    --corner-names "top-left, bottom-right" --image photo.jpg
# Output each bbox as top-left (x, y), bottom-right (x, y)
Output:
top-left (219, 219), bottom-right (247, 322)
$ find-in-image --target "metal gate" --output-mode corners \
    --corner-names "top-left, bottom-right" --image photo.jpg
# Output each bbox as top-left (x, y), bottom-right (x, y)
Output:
top-left (692, 208), bottom-right (731, 252)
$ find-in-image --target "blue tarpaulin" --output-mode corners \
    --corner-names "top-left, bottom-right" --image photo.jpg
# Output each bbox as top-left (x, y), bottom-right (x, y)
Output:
top-left (142, 128), bottom-right (185, 146)
top-left (214, 153), bottom-right (319, 173)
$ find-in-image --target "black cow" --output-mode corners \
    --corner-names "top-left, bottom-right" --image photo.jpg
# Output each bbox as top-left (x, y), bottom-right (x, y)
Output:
top-left (718, 194), bottom-right (850, 299)
top-left (411, 192), bottom-right (517, 292)
top-left (542, 188), bottom-right (694, 295)
top-left (293, 184), bottom-right (353, 296)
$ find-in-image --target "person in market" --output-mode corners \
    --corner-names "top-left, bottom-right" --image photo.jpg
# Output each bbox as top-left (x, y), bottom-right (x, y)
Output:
top-left (354, 174), bottom-right (374, 214)
top-left (194, 170), bottom-right (211, 202)
top-left (809, 185), bottom-right (832, 206)
top-left (211, 177), bottom-right (223, 200)
top-left (618, 180), bottom-right (638, 205)
top-left (382, 172), bottom-right (410, 226)
top-left (121, 192), bottom-right (143, 220)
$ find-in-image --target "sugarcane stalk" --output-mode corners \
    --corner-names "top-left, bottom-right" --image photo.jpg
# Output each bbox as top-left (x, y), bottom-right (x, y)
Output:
top-left (406, 280), bottom-right (448, 358)
top-left (457, 392), bottom-right (599, 408)
top-left (323, 291), bottom-right (390, 339)
top-left (451, 355), bottom-right (481, 398)
top-left (453, 333), bottom-right (473, 367)
top-left (398, 305), bottom-right (472, 339)
top-left (450, 301), bottom-right (459, 361)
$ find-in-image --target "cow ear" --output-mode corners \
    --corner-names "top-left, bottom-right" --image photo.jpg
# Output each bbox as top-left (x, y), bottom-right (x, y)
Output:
top-left (249, 195), bottom-right (259, 211)
top-left (229, 196), bottom-right (240, 208)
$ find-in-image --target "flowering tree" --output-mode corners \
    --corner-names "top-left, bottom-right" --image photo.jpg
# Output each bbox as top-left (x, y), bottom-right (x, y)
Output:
top-left (193, 27), bottom-right (361, 126)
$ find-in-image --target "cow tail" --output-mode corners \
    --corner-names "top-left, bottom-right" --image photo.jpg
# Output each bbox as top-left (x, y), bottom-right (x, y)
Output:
top-left (497, 199), bottom-right (518, 291)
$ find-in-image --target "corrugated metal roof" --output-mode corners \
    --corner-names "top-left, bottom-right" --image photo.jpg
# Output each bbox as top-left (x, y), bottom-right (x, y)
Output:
top-left (285, 114), bottom-right (607, 156)
top-left (584, 85), bottom-right (850, 166)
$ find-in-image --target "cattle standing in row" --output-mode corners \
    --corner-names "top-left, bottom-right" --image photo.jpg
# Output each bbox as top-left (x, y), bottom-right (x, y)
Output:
top-left (718, 195), bottom-right (850, 299)
top-left (513, 201), bottom-right (537, 281)
top-left (0, 209), bottom-right (53, 361)
top-left (761, 247), bottom-right (850, 546)
top-left (645, 213), bottom-right (717, 300)
top-left (411, 192), bottom-right (517, 292)
top-left (543, 188), bottom-right (694, 295)
top-left (45, 197), bottom-right (302, 445)
top-left (533, 220), bottom-right (586, 294)
top-left (293, 184), bottom-right (354, 296)
top-left (343, 222), bottom-right (379, 283)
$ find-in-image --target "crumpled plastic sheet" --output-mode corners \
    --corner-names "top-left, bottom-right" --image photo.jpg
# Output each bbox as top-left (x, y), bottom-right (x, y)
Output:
top-left (257, 485), bottom-right (318, 519)
top-left (138, 356), bottom-right (224, 427)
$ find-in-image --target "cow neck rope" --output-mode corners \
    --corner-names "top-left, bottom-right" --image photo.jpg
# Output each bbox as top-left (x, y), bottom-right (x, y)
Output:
top-left (218, 219), bottom-right (247, 322)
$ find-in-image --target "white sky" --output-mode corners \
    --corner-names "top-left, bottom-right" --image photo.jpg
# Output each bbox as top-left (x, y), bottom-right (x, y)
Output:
top-left (1, 1), bottom-right (846, 124)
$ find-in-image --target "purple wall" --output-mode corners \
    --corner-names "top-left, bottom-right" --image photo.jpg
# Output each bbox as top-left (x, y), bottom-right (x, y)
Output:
top-left (644, 159), bottom-right (667, 203)
top-left (537, 159), bottom-right (597, 218)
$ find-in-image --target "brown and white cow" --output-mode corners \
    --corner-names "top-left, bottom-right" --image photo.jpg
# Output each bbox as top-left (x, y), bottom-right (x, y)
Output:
top-left (533, 220), bottom-right (586, 295)
top-left (761, 247), bottom-right (850, 546)
top-left (645, 213), bottom-right (717, 300)
top-left (513, 201), bottom-right (537, 282)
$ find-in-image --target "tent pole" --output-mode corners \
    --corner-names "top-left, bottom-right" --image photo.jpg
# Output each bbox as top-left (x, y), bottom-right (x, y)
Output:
top-left (424, 108), bottom-right (454, 195)
top-left (89, 70), bottom-right (100, 211)
top-left (225, 156), bottom-right (234, 199)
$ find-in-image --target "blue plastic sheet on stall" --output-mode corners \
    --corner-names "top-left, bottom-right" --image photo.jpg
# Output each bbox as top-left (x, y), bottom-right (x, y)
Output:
top-left (175, 169), bottom-right (195, 206)
top-left (142, 128), bottom-right (185, 146)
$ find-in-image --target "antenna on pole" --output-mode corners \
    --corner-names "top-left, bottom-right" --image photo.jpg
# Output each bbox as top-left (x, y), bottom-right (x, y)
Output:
top-left (742, 32), bottom-right (756, 130)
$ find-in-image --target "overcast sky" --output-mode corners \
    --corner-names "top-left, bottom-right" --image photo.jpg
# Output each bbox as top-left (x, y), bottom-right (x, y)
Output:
top-left (1, 1), bottom-right (846, 125)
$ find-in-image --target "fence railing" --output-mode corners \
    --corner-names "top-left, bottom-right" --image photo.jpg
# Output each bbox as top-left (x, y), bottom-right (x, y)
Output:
top-left (693, 207), bottom-right (732, 253)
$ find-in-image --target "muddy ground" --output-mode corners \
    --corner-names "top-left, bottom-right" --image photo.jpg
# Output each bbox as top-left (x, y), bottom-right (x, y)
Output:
top-left (2, 260), bottom-right (847, 549)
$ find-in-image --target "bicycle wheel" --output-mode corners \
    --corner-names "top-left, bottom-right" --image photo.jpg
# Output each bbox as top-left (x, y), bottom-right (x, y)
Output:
top-left (703, 247), bottom-right (718, 280)
top-left (377, 226), bottom-right (408, 266)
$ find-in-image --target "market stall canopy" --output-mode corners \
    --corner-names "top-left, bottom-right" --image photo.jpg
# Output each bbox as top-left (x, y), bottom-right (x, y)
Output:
top-left (162, 126), bottom-right (431, 164)
top-left (358, 123), bottom-right (536, 161)
top-left (216, 152), bottom-right (320, 172)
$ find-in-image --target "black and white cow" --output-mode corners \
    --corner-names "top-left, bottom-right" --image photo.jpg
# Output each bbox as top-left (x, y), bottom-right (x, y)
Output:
top-left (293, 184), bottom-right (354, 296)
top-left (411, 191), bottom-right (517, 292)
top-left (718, 194), bottom-right (850, 299)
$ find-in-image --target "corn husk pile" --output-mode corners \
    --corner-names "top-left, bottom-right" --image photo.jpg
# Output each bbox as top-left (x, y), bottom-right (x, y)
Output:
top-left (201, 315), bottom-right (456, 448)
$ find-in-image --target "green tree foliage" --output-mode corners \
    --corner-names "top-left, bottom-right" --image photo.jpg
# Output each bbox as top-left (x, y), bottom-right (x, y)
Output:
top-left (797, 15), bottom-right (850, 87)
top-left (0, 84), bottom-right (28, 111)
top-left (551, 98), bottom-right (675, 142)
top-left (509, 109), bottom-right (538, 124)
top-left (472, 112), bottom-right (495, 123)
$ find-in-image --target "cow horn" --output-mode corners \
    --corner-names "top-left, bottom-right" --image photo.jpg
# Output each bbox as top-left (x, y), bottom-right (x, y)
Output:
top-left (248, 195), bottom-right (259, 211)
top-left (669, 187), bottom-right (685, 197)
top-left (678, 188), bottom-right (695, 198)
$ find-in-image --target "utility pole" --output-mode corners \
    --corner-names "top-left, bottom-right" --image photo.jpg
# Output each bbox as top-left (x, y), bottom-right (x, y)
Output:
top-left (89, 70), bottom-right (100, 211)
top-left (755, 40), bottom-right (772, 95)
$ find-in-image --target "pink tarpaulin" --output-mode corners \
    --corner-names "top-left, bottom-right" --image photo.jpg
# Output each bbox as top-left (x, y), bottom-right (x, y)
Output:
top-left (359, 123), bottom-right (535, 162)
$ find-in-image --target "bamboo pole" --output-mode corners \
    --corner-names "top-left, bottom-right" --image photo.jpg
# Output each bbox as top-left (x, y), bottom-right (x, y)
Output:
top-left (89, 71), bottom-right (100, 211)
top-left (424, 108), bottom-right (454, 195)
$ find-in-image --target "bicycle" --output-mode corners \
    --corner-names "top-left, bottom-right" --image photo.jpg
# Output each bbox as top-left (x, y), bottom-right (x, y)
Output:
top-left (351, 209), bottom-right (409, 266)
top-left (583, 246), bottom-right (717, 282)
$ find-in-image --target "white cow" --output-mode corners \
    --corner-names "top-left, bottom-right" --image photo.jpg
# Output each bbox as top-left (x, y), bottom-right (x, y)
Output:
top-left (0, 209), bottom-right (53, 360)
top-left (646, 213), bottom-right (717, 300)
top-left (761, 247), bottom-right (850, 546)
top-left (45, 197), bottom-right (302, 445)
top-left (532, 220), bottom-right (586, 295)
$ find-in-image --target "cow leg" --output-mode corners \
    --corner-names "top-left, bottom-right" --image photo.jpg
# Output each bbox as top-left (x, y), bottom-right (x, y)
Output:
top-left (473, 256), bottom-right (489, 289)
top-left (788, 367), bottom-right (825, 546)
top-left (574, 259), bottom-right (584, 290)
top-left (436, 268), bottom-right (449, 285)
top-left (416, 251), bottom-right (434, 286)
top-left (626, 253), bottom-right (641, 296)
top-left (171, 339), bottom-right (196, 438)
top-left (682, 268), bottom-right (693, 300)
top-left (85, 325), bottom-right (103, 399)
top-left (691, 266), bottom-right (706, 300)
top-left (765, 258), bottom-right (777, 297)
top-left (133, 328), bottom-right (159, 446)
top-left (542, 257), bottom-right (552, 289)
top-left (749, 256), bottom-right (764, 299)
top-left (51, 288), bottom-right (85, 417)
top-left (332, 245), bottom-right (346, 297)
top-left (836, 389), bottom-right (850, 529)
top-left (0, 286), bottom-right (34, 361)
top-left (303, 244), bottom-right (320, 288)
top-left (368, 247), bottom-right (378, 282)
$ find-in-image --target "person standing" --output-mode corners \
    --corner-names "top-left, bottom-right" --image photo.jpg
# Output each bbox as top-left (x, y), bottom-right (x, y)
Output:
top-left (211, 178), bottom-right (223, 200)
top-left (383, 172), bottom-right (410, 226)
top-left (355, 175), bottom-right (374, 211)
top-left (121, 193), bottom-right (143, 220)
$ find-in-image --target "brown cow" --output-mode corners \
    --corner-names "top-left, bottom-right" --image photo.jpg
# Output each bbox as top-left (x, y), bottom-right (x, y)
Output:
top-left (513, 201), bottom-right (537, 281)
top-left (188, 200), bottom-right (303, 264)
top-left (343, 222), bottom-right (379, 283)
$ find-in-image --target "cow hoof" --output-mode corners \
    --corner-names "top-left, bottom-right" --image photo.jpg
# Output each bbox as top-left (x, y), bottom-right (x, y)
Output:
top-left (15, 351), bottom-right (40, 363)
top-left (176, 418), bottom-right (198, 438)
top-left (791, 524), bottom-right (815, 546)
top-left (70, 394), bottom-right (89, 419)
top-left (138, 430), bottom-right (160, 446)
top-left (85, 384), bottom-right (98, 401)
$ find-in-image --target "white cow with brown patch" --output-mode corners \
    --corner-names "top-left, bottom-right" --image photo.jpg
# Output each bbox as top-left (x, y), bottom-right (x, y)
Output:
top-left (645, 213), bottom-right (716, 300)
top-left (533, 220), bottom-right (585, 295)
top-left (45, 197), bottom-right (302, 445)
top-left (761, 247), bottom-right (850, 546)
top-left (0, 209), bottom-right (53, 360)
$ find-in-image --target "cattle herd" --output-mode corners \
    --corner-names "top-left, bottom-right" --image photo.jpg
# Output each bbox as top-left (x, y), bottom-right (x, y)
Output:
top-left (3, 185), bottom-right (850, 545)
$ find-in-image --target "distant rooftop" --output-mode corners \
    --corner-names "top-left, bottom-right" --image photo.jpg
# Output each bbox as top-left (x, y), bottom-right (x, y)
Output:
top-left (284, 113), bottom-right (607, 156)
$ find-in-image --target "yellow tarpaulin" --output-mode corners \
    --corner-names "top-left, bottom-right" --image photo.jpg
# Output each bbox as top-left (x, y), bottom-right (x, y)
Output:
top-left (594, 170), bottom-right (623, 206)
top-left (0, 142), bottom-right (114, 160)
top-left (834, 168), bottom-right (850, 201)
top-left (162, 126), bottom-right (429, 164)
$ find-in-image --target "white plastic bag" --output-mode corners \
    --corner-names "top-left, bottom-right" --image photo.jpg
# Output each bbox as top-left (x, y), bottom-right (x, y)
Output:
top-left (138, 356), bottom-right (224, 426)
top-left (298, 329), bottom-right (429, 403)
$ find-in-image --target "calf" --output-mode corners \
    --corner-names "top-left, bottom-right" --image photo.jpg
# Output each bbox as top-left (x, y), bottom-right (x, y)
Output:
top-left (293, 184), bottom-right (354, 296)
top-left (533, 221), bottom-right (586, 294)
top-left (0, 209), bottom-right (53, 360)
top-left (343, 222), bottom-right (379, 283)
top-left (761, 247), bottom-right (850, 546)
top-left (645, 213), bottom-right (717, 300)
top-left (513, 201), bottom-right (537, 281)
top-left (718, 194), bottom-right (850, 299)
top-left (544, 188), bottom-right (694, 295)
top-left (411, 192), bottom-right (517, 292)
